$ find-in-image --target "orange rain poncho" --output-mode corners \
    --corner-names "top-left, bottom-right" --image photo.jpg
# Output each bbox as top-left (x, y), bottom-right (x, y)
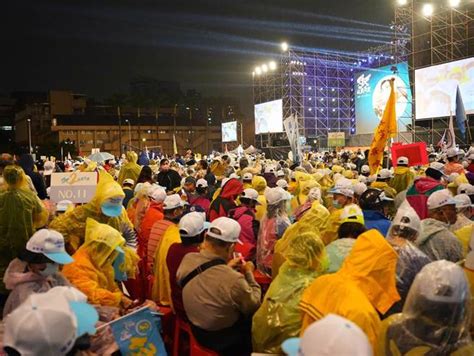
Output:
top-left (62, 218), bottom-right (139, 307)
top-left (299, 229), bottom-right (400, 350)
top-left (50, 171), bottom-right (135, 252)
top-left (117, 151), bottom-right (142, 186)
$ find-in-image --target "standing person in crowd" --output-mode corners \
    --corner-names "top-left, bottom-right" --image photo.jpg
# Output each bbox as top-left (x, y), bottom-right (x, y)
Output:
top-left (378, 260), bottom-right (474, 355)
top-left (182, 176), bottom-right (198, 205)
top-left (416, 189), bottom-right (463, 262)
top-left (359, 188), bottom-right (393, 236)
top-left (191, 178), bottom-right (211, 215)
top-left (406, 162), bottom-right (445, 219)
top-left (122, 178), bottom-right (135, 208)
top-left (208, 178), bottom-right (243, 222)
top-left (0, 165), bottom-right (47, 308)
top-left (167, 212), bottom-right (208, 320)
top-left (228, 188), bottom-right (260, 262)
top-left (390, 156), bottom-right (415, 194)
top-left (3, 229), bottom-right (73, 317)
top-left (257, 187), bottom-right (292, 276)
top-left (136, 165), bottom-right (154, 184)
top-left (242, 172), bottom-right (253, 189)
top-left (17, 153), bottom-right (47, 199)
top-left (370, 168), bottom-right (397, 199)
top-left (156, 158), bottom-right (182, 193)
top-left (300, 229), bottom-right (400, 350)
top-left (445, 147), bottom-right (465, 175)
top-left (117, 151), bottom-right (142, 186)
top-left (177, 217), bottom-right (261, 355)
top-left (452, 193), bottom-right (473, 232)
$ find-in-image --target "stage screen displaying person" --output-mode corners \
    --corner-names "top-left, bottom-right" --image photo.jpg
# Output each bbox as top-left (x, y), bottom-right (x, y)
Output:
top-left (415, 57), bottom-right (474, 119)
top-left (255, 99), bottom-right (283, 134)
top-left (354, 62), bottom-right (412, 135)
top-left (222, 121), bottom-right (237, 142)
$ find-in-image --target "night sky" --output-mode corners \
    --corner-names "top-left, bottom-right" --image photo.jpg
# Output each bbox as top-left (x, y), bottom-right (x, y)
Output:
top-left (0, 0), bottom-right (393, 116)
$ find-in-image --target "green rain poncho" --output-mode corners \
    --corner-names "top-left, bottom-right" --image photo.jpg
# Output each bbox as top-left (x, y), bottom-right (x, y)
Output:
top-left (252, 232), bottom-right (328, 354)
top-left (117, 151), bottom-right (142, 186)
top-left (49, 171), bottom-right (136, 253)
top-left (0, 166), bottom-right (47, 293)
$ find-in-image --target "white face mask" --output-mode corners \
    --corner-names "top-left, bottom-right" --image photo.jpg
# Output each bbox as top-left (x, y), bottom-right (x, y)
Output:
top-left (39, 263), bottom-right (59, 277)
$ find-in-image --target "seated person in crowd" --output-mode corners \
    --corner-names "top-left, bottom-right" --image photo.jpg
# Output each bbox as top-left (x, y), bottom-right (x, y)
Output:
top-left (3, 229), bottom-right (73, 317)
top-left (177, 217), bottom-right (261, 355)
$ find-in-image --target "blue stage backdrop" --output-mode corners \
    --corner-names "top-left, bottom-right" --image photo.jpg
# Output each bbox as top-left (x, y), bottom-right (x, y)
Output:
top-left (354, 62), bottom-right (412, 135)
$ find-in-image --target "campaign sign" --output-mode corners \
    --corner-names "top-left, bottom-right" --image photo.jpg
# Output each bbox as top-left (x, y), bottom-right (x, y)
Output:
top-left (49, 172), bottom-right (97, 203)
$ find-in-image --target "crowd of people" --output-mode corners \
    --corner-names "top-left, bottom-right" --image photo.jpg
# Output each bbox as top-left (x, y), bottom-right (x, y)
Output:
top-left (1, 144), bottom-right (474, 355)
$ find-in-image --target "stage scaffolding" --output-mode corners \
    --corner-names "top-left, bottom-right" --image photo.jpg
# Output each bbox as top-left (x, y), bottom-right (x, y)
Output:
top-left (393, 0), bottom-right (474, 145)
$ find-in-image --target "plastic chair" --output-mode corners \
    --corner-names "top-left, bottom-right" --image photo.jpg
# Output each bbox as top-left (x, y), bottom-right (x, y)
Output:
top-left (173, 317), bottom-right (219, 356)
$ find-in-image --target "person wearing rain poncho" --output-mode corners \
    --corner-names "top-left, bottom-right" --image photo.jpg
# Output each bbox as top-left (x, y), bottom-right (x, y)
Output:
top-left (390, 156), bottom-right (415, 194)
top-left (384, 204), bottom-right (431, 316)
top-left (451, 194), bottom-right (474, 256)
top-left (289, 175), bottom-right (320, 217)
top-left (50, 171), bottom-right (137, 253)
top-left (416, 189), bottom-right (463, 263)
top-left (299, 229), bottom-right (400, 350)
top-left (62, 218), bottom-right (139, 308)
top-left (0, 165), bottom-right (48, 301)
top-left (257, 187), bottom-right (292, 277)
top-left (252, 232), bottom-right (328, 354)
top-left (272, 189), bottom-right (329, 277)
top-left (117, 151), bottom-right (142, 186)
top-left (377, 260), bottom-right (474, 355)
top-left (252, 175), bottom-right (268, 222)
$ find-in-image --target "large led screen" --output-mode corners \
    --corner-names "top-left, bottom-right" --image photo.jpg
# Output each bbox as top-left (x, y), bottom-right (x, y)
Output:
top-left (415, 57), bottom-right (474, 119)
top-left (222, 121), bottom-right (237, 142)
top-left (355, 62), bottom-right (412, 135)
top-left (255, 99), bottom-right (283, 134)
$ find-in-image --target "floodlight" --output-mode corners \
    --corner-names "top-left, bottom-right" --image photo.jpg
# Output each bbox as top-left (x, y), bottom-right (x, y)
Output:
top-left (269, 61), bottom-right (277, 70)
top-left (252, 71), bottom-right (255, 76)
top-left (449, 0), bottom-right (460, 7)
top-left (281, 42), bottom-right (289, 51)
top-left (255, 67), bottom-right (262, 75)
top-left (261, 64), bottom-right (268, 72)
top-left (397, 0), bottom-right (408, 5)
top-left (422, 3), bottom-right (434, 17)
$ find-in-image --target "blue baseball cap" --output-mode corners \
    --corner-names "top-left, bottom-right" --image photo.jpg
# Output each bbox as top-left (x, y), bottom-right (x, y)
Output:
top-left (69, 301), bottom-right (99, 337)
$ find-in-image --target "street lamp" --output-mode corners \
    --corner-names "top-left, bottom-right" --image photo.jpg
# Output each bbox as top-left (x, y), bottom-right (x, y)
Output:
top-left (125, 119), bottom-right (131, 149)
top-left (27, 118), bottom-right (32, 154)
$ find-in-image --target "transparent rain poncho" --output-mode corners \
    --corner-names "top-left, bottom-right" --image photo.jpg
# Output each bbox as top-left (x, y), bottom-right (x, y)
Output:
top-left (378, 260), bottom-right (474, 355)
top-left (252, 232), bottom-right (327, 354)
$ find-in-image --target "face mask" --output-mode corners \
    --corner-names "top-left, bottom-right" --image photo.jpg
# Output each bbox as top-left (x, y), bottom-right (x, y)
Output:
top-left (333, 200), bottom-right (342, 209)
top-left (39, 263), bottom-right (59, 277)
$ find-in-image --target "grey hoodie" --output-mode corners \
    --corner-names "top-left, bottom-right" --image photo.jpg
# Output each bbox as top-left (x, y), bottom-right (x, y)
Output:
top-left (416, 219), bottom-right (463, 262)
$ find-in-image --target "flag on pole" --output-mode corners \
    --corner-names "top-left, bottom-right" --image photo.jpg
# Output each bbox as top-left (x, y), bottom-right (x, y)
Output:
top-left (173, 134), bottom-right (178, 155)
top-left (455, 85), bottom-right (467, 140)
top-left (446, 113), bottom-right (456, 150)
top-left (368, 79), bottom-right (397, 175)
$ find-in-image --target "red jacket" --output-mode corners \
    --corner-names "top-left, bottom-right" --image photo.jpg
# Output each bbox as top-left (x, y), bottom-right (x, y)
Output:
top-left (208, 178), bottom-right (243, 222)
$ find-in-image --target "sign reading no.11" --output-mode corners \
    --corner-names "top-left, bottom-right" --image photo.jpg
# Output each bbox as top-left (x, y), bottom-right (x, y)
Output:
top-left (49, 172), bottom-right (98, 203)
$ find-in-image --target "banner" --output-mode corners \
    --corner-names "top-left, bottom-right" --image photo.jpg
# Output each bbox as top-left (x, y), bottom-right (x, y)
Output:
top-left (391, 142), bottom-right (428, 167)
top-left (110, 307), bottom-right (167, 356)
top-left (49, 172), bottom-right (97, 203)
top-left (456, 85), bottom-right (467, 140)
top-left (328, 132), bottom-right (345, 147)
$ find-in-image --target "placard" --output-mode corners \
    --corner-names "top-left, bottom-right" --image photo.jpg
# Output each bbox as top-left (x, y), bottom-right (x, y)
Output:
top-left (391, 142), bottom-right (428, 167)
top-left (49, 172), bottom-right (98, 203)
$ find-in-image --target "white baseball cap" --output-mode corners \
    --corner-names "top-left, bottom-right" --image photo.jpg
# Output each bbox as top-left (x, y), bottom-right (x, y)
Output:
top-left (243, 173), bottom-right (253, 181)
top-left (265, 187), bottom-right (292, 205)
top-left (163, 194), bottom-right (186, 210)
top-left (123, 178), bottom-right (135, 186)
top-left (43, 161), bottom-right (55, 176)
top-left (26, 229), bottom-right (73, 265)
top-left (429, 161), bottom-right (446, 174)
top-left (264, 165), bottom-right (276, 174)
top-left (329, 178), bottom-right (354, 198)
top-left (179, 212), bottom-right (210, 237)
top-left (56, 200), bottom-right (74, 213)
top-left (454, 194), bottom-right (474, 209)
top-left (397, 156), bottom-right (409, 165)
top-left (229, 173), bottom-right (239, 179)
top-left (282, 314), bottom-right (372, 356)
top-left (427, 189), bottom-right (456, 210)
top-left (149, 186), bottom-right (167, 203)
top-left (457, 183), bottom-right (474, 195)
top-left (276, 179), bottom-right (289, 189)
top-left (361, 165), bottom-right (370, 174)
top-left (3, 288), bottom-right (98, 355)
top-left (196, 178), bottom-right (208, 188)
top-left (241, 188), bottom-right (260, 204)
top-left (447, 147), bottom-right (459, 158)
top-left (391, 205), bottom-right (421, 233)
top-left (377, 168), bottom-right (392, 179)
top-left (206, 217), bottom-right (242, 244)
top-left (276, 170), bottom-right (285, 177)
top-left (353, 182), bottom-right (368, 197)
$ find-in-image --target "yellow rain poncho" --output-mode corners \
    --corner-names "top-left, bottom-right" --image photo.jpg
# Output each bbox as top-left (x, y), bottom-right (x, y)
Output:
top-left (300, 229), bottom-right (400, 350)
top-left (370, 181), bottom-right (397, 199)
top-left (50, 171), bottom-right (135, 252)
top-left (378, 260), bottom-right (474, 355)
top-left (62, 218), bottom-right (139, 307)
top-left (151, 223), bottom-right (180, 306)
top-left (252, 176), bottom-right (267, 221)
top-left (0, 166), bottom-right (48, 293)
top-left (390, 166), bottom-right (415, 194)
top-left (290, 177), bottom-right (320, 215)
top-left (252, 232), bottom-right (327, 354)
top-left (321, 208), bottom-right (343, 245)
top-left (117, 151), bottom-right (142, 186)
